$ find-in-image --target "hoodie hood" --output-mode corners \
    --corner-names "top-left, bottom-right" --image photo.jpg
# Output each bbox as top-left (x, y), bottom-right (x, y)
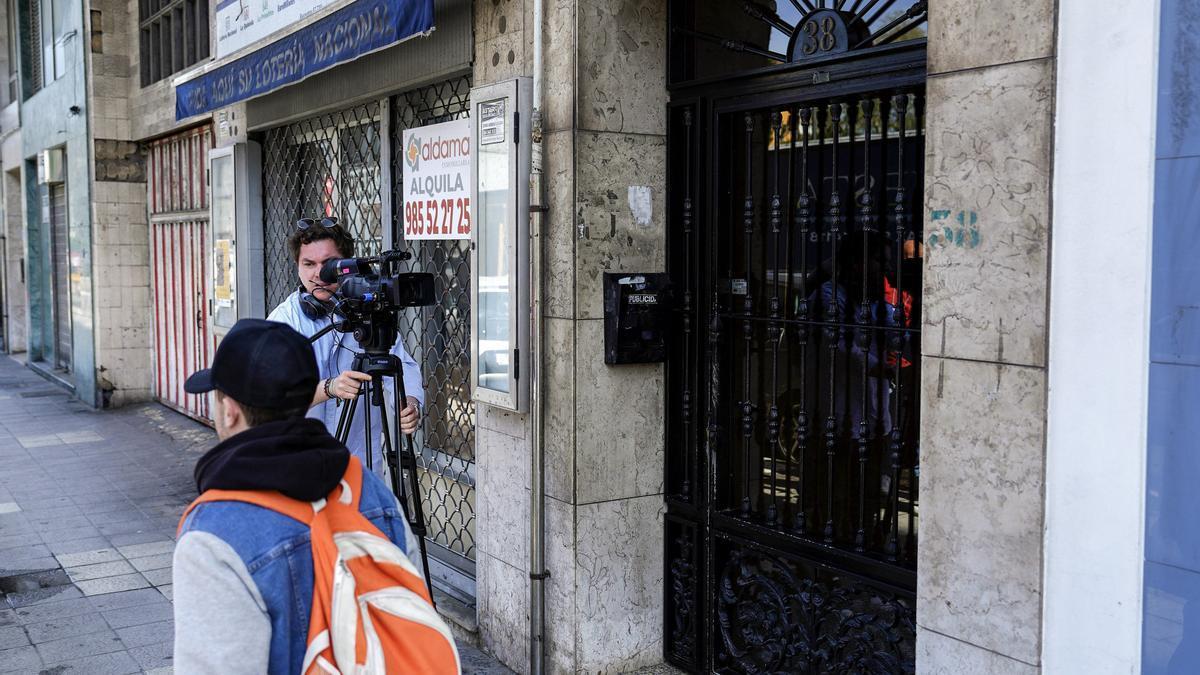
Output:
top-left (194, 417), bottom-right (350, 501)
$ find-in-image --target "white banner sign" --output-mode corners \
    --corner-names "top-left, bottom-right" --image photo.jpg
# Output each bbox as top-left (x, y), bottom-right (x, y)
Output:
top-left (215, 0), bottom-right (343, 59)
top-left (403, 118), bottom-right (472, 241)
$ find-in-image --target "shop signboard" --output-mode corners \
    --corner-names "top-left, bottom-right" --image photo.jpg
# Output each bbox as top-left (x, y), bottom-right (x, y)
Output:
top-left (402, 118), bottom-right (472, 241)
top-left (215, 0), bottom-right (343, 59)
top-left (176, 0), bottom-right (433, 119)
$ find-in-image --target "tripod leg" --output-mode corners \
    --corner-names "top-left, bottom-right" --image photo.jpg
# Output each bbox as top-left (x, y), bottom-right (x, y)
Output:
top-left (392, 372), bottom-right (435, 603)
top-left (375, 379), bottom-right (404, 503)
top-left (334, 393), bottom-right (358, 445)
top-left (362, 387), bottom-right (373, 473)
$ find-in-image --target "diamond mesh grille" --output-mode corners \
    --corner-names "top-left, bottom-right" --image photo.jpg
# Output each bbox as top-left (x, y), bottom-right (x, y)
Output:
top-left (261, 76), bottom-right (476, 577)
top-left (263, 101), bottom-right (384, 310)
top-left (390, 77), bottom-right (476, 569)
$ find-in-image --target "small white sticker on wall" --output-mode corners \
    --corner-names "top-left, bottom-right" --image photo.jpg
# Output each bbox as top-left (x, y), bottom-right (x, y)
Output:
top-left (628, 186), bottom-right (653, 227)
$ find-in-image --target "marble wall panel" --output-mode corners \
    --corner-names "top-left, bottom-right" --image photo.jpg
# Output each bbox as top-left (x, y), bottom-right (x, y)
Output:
top-left (576, 494), bottom-right (664, 672)
top-left (917, 628), bottom-right (1040, 675)
top-left (475, 0), bottom-right (523, 45)
top-left (478, 552), bottom-right (532, 673)
top-left (576, 0), bottom-right (667, 135)
top-left (476, 31), bottom-right (529, 87)
top-left (923, 59), bottom-right (1053, 368)
top-left (917, 356), bottom-right (1046, 665)
top-left (477, 402), bottom-right (529, 440)
top-left (542, 0), bottom-right (576, 134)
top-left (928, 0), bottom-right (1056, 75)
top-left (575, 131), bottom-right (666, 320)
top-left (545, 130), bottom-right (576, 319)
top-left (574, 319), bottom-right (664, 504)
top-left (543, 318), bottom-right (576, 504)
top-left (543, 495), bottom-right (577, 674)
top-left (477, 428), bottom-right (531, 569)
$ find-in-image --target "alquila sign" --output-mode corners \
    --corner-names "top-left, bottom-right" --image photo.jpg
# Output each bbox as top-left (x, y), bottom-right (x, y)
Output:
top-left (175, 0), bottom-right (433, 120)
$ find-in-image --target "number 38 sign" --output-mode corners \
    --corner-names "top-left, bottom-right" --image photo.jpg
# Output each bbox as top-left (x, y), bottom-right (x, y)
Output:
top-left (402, 118), bottom-right (472, 240)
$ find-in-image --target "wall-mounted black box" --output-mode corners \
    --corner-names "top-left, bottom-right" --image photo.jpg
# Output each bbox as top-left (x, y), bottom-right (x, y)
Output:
top-left (603, 272), bottom-right (671, 365)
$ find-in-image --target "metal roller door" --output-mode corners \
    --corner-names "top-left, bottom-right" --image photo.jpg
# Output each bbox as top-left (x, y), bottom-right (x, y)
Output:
top-left (148, 126), bottom-right (213, 421)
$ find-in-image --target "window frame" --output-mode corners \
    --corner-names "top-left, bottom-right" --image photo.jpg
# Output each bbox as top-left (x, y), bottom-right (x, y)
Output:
top-left (139, 0), bottom-right (209, 88)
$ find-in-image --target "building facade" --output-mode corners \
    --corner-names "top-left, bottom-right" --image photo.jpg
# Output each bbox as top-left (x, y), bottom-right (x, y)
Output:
top-left (2, 0), bottom-right (1199, 673)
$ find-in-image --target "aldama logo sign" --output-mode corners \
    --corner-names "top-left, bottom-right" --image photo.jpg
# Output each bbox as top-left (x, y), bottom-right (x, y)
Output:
top-left (402, 118), bottom-right (472, 241)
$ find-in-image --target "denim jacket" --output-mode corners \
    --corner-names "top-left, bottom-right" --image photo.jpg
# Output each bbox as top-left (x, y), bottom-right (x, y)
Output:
top-left (173, 471), bottom-right (420, 674)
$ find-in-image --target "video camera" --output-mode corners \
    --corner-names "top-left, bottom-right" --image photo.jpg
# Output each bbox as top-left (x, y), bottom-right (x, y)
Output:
top-left (317, 250), bottom-right (436, 353)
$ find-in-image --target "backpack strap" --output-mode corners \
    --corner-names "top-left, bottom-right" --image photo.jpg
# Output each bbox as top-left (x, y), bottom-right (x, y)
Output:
top-left (176, 457), bottom-right (365, 536)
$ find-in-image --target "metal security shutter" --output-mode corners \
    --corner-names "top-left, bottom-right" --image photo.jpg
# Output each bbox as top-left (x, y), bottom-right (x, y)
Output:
top-left (49, 183), bottom-right (70, 371)
top-left (261, 76), bottom-right (477, 600)
top-left (262, 101), bottom-right (384, 309)
top-left (148, 126), bottom-right (213, 422)
top-left (389, 77), bottom-right (476, 600)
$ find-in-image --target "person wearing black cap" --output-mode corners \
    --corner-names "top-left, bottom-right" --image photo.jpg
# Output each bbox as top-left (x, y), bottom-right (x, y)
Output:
top-left (172, 318), bottom-right (424, 673)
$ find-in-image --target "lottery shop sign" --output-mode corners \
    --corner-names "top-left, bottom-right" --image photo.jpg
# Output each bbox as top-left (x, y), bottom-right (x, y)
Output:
top-left (402, 118), bottom-right (471, 240)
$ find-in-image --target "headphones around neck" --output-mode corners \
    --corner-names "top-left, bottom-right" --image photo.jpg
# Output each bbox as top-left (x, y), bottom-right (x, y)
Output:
top-left (298, 285), bottom-right (335, 320)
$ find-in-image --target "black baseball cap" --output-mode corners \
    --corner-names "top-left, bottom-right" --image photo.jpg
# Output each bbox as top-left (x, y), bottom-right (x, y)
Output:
top-left (184, 319), bottom-right (318, 410)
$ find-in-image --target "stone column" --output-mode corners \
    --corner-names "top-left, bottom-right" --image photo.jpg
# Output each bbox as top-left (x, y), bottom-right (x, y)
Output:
top-left (473, 1), bottom-right (669, 672)
top-left (917, 2), bottom-right (1057, 673)
top-left (86, 0), bottom-right (153, 407)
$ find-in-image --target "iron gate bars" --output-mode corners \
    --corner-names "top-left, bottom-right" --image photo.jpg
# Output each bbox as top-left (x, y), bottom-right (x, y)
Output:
top-left (666, 86), bottom-right (925, 672)
top-left (718, 92), bottom-right (924, 560)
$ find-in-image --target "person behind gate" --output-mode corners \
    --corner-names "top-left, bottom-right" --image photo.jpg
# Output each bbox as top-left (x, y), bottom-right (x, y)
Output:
top-left (267, 217), bottom-right (424, 476)
top-left (174, 318), bottom-right (457, 673)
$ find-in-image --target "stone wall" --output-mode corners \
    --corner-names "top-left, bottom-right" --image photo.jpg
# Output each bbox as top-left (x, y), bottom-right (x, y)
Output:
top-left (86, 0), bottom-right (154, 406)
top-left (917, 2), bottom-right (1058, 673)
top-left (472, 1), bottom-right (669, 672)
top-left (3, 168), bottom-right (25, 352)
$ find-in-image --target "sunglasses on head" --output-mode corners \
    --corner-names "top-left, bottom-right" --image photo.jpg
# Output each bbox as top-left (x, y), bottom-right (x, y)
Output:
top-left (295, 216), bottom-right (339, 231)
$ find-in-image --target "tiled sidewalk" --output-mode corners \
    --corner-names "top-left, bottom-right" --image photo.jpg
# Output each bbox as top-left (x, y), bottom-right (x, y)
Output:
top-left (0, 356), bottom-right (509, 674)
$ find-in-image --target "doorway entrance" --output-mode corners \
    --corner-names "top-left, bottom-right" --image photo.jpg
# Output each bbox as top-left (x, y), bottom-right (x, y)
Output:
top-left (665, 4), bottom-right (927, 672)
top-left (48, 182), bottom-right (70, 372)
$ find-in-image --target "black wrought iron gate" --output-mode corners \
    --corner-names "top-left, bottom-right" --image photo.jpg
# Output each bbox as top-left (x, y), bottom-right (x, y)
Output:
top-left (664, 35), bottom-right (927, 675)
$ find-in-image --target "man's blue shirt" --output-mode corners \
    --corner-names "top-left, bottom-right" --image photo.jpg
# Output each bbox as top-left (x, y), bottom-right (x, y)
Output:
top-left (267, 290), bottom-right (424, 474)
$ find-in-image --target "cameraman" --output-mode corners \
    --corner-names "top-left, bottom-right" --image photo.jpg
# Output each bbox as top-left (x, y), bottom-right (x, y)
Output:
top-left (266, 218), bottom-right (423, 475)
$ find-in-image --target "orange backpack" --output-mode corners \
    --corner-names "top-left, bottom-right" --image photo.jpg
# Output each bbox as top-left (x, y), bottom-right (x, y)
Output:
top-left (179, 457), bottom-right (460, 674)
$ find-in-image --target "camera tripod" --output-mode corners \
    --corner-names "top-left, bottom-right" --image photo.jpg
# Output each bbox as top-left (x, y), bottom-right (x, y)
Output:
top-left (331, 349), bottom-right (435, 603)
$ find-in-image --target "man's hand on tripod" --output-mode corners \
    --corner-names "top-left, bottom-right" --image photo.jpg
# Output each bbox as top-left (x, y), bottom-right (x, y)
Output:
top-left (315, 370), bottom-right (372, 405)
top-left (400, 396), bottom-right (421, 435)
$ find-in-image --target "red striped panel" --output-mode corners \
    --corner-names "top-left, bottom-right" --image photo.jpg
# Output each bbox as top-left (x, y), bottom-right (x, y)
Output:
top-left (149, 126), bottom-right (215, 424)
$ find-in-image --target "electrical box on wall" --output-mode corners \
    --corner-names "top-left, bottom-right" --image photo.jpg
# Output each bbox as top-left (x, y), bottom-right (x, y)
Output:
top-left (37, 149), bottom-right (64, 184)
top-left (604, 273), bottom-right (672, 365)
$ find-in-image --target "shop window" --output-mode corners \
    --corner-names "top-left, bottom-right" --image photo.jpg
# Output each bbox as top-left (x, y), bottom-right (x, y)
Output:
top-left (139, 0), bottom-right (209, 87)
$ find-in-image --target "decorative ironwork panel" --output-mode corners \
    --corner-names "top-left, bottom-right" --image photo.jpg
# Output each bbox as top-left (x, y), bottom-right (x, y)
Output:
top-left (263, 101), bottom-right (383, 311)
top-left (670, 1), bottom-right (928, 86)
top-left (665, 67), bottom-right (925, 671)
top-left (388, 76), bottom-right (477, 575)
top-left (666, 516), bottom-right (702, 670)
top-left (713, 536), bottom-right (915, 674)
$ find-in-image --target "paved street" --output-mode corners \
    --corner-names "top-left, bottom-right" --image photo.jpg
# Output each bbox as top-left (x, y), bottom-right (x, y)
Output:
top-left (0, 356), bottom-right (507, 674)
